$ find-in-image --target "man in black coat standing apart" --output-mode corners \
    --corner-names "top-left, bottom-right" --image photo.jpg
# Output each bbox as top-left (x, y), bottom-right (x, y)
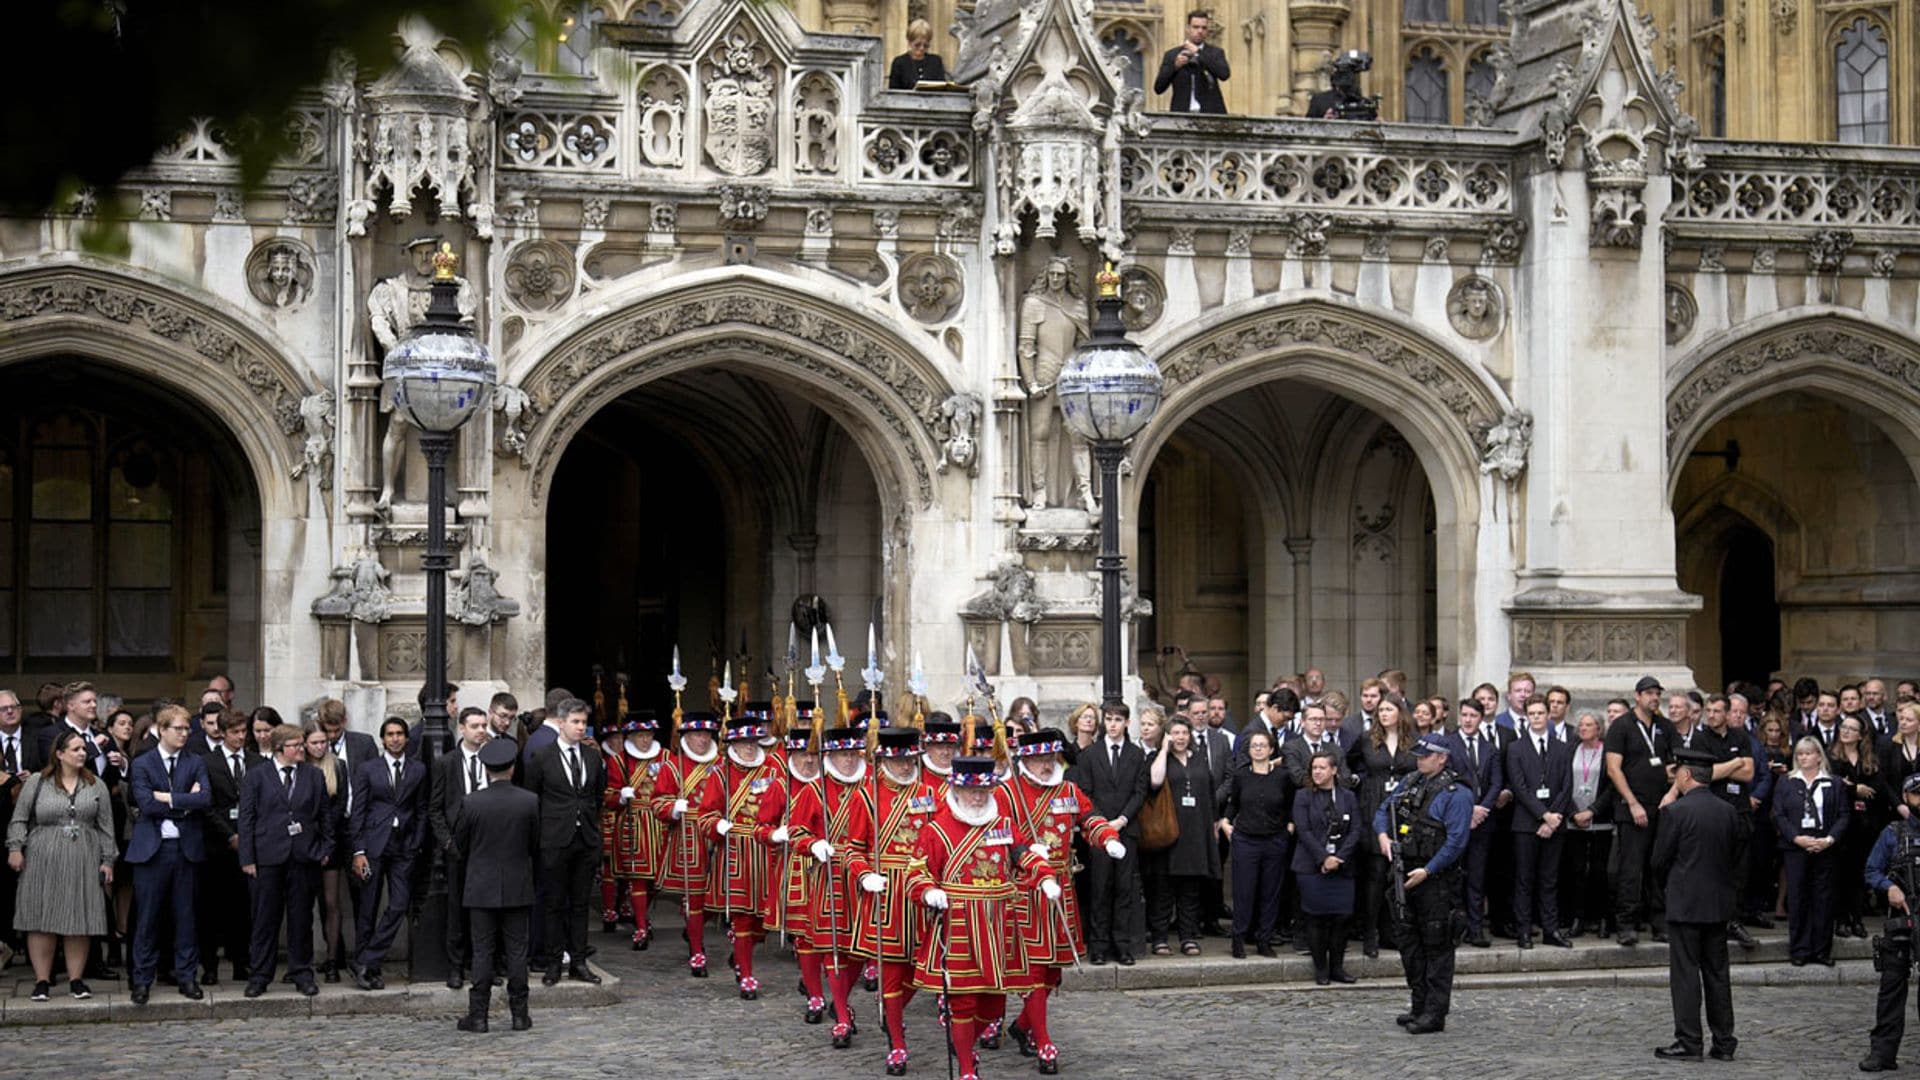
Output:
top-left (1652, 746), bottom-right (1740, 1062)
top-left (1069, 702), bottom-right (1150, 965)
top-left (525, 696), bottom-right (606, 986)
top-left (1153, 10), bottom-right (1230, 114)
top-left (455, 737), bottom-right (539, 1032)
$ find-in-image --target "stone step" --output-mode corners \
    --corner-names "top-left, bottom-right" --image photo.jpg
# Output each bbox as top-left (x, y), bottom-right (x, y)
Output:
top-left (1063, 932), bottom-right (1874, 992)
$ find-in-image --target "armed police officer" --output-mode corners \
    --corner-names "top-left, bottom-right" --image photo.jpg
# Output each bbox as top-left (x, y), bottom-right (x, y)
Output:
top-left (1860, 773), bottom-right (1920, 1072)
top-left (1374, 734), bottom-right (1472, 1034)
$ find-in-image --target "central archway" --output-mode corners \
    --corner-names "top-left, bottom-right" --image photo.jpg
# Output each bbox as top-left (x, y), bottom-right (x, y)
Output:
top-left (1131, 296), bottom-right (1506, 698)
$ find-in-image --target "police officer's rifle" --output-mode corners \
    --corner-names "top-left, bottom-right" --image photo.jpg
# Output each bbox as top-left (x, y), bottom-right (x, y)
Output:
top-left (1386, 794), bottom-right (1412, 927)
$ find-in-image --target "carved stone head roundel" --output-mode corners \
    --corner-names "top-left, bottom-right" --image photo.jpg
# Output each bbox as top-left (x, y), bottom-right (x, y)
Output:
top-left (1446, 274), bottom-right (1504, 340)
top-left (246, 239), bottom-right (316, 309)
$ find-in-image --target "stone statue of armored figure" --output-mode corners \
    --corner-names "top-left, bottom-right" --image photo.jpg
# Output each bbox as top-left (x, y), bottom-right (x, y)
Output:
top-left (1017, 255), bottom-right (1094, 512)
top-left (366, 235), bottom-right (477, 514)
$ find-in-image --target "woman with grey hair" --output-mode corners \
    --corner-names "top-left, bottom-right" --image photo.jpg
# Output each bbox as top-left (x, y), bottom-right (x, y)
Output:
top-left (1559, 711), bottom-right (1615, 937)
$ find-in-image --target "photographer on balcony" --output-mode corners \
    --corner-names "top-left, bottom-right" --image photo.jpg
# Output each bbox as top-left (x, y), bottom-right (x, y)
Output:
top-left (1154, 10), bottom-right (1230, 115)
top-left (1859, 773), bottom-right (1920, 1072)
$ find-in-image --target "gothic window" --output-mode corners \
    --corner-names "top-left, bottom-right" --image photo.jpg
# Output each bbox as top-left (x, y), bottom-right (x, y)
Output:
top-left (1404, 0), bottom-right (1449, 23)
top-left (1405, 48), bottom-right (1450, 123)
top-left (553, 2), bottom-right (609, 76)
top-left (1706, 38), bottom-right (1727, 137)
top-left (1464, 0), bottom-right (1507, 27)
top-left (498, 6), bottom-right (540, 69)
top-left (1465, 50), bottom-right (1496, 103)
top-left (1835, 17), bottom-right (1890, 144)
top-left (1100, 24), bottom-right (1149, 97)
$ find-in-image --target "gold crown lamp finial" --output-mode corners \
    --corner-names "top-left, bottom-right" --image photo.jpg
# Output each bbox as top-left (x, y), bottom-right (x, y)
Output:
top-left (432, 241), bottom-right (458, 282)
top-left (1096, 261), bottom-right (1121, 300)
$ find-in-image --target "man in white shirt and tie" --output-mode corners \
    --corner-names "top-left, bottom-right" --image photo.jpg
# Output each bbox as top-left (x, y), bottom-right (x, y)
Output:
top-left (199, 709), bottom-right (261, 985)
top-left (526, 699), bottom-right (606, 986)
top-left (433, 707), bottom-right (496, 989)
top-left (127, 705), bottom-right (212, 1002)
top-left (1863, 679), bottom-right (1892, 740)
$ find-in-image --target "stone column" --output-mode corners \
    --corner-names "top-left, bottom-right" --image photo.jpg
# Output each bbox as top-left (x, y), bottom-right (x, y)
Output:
top-left (823, 0), bottom-right (879, 33)
top-left (1285, 536), bottom-right (1313, 672)
top-left (1287, 0), bottom-right (1350, 116)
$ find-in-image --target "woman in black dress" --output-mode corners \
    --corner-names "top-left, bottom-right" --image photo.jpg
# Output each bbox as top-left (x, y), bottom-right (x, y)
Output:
top-left (1291, 749), bottom-right (1360, 983)
top-left (1829, 714), bottom-right (1891, 937)
top-left (1217, 729), bottom-right (1290, 958)
top-left (1347, 697), bottom-right (1416, 957)
top-left (301, 722), bottom-right (351, 981)
top-left (1151, 717), bottom-right (1220, 955)
top-left (887, 19), bottom-right (948, 90)
top-left (1139, 707), bottom-right (1176, 954)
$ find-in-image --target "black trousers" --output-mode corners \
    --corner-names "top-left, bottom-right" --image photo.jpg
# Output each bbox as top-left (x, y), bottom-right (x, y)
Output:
top-left (445, 853), bottom-right (471, 969)
top-left (1784, 848), bottom-right (1836, 962)
top-left (248, 861), bottom-right (316, 984)
top-left (1870, 937), bottom-right (1914, 1065)
top-left (1463, 822), bottom-right (1495, 935)
top-left (1610, 815), bottom-right (1665, 931)
top-left (354, 852), bottom-right (415, 970)
top-left (1560, 828), bottom-right (1613, 925)
top-left (1229, 832), bottom-right (1288, 945)
top-left (1170, 874), bottom-right (1207, 944)
top-left (1142, 849), bottom-right (1173, 944)
top-left (199, 848), bottom-right (252, 976)
top-left (1357, 852), bottom-right (1388, 947)
top-left (1487, 807), bottom-right (1516, 931)
top-left (543, 834), bottom-right (597, 966)
top-left (1084, 839), bottom-right (1141, 955)
top-left (1667, 920), bottom-right (1735, 1053)
top-left (1747, 813), bottom-right (1780, 917)
top-left (1512, 829), bottom-right (1565, 935)
top-left (470, 905), bottom-right (531, 1000)
top-left (1395, 867), bottom-right (1462, 1022)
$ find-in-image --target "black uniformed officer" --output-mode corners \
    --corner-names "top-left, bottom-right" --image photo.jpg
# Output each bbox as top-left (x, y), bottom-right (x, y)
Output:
top-left (1652, 746), bottom-right (1740, 1062)
top-left (453, 737), bottom-right (539, 1033)
top-left (1860, 773), bottom-right (1920, 1072)
top-left (1373, 734), bottom-right (1472, 1034)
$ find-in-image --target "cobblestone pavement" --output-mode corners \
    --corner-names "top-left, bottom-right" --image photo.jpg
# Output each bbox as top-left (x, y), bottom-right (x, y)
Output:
top-left (0, 931), bottom-right (1884, 1079)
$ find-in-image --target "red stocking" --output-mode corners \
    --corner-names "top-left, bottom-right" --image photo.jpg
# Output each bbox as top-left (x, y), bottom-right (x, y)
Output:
top-left (798, 949), bottom-right (825, 1005)
top-left (627, 881), bottom-right (651, 938)
top-left (950, 993), bottom-right (979, 1078)
top-left (732, 915), bottom-right (759, 989)
top-left (599, 873), bottom-right (618, 921)
top-left (1026, 983), bottom-right (1056, 1058)
top-left (829, 958), bottom-right (859, 1033)
top-left (685, 900), bottom-right (707, 966)
top-left (881, 961), bottom-right (916, 1051)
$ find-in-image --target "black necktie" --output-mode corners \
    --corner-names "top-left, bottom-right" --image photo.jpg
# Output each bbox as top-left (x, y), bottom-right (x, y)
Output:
top-left (165, 755), bottom-right (176, 784)
top-left (4, 734), bottom-right (17, 773)
top-left (1110, 743), bottom-right (1120, 768)
top-left (392, 758), bottom-right (404, 794)
top-left (1535, 737), bottom-right (1545, 757)
top-left (568, 746), bottom-right (583, 790)
top-left (281, 765), bottom-right (294, 792)
top-left (231, 752), bottom-right (244, 782)
top-left (1469, 737), bottom-right (1479, 769)
top-left (468, 753), bottom-right (482, 793)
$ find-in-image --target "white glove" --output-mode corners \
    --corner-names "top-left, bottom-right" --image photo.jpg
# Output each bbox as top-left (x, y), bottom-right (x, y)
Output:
top-left (1104, 839), bottom-right (1126, 859)
top-left (1040, 879), bottom-right (1062, 900)
top-left (619, 786), bottom-right (635, 804)
top-left (715, 819), bottom-right (733, 837)
top-left (811, 839), bottom-right (833, 863)
top-left (860, 873), bottom-right (887, 894)
top-left (924, 888), bottom-right (949, 910)
top-left (1028, 842), bottom-right (1051, 861)
top-left (769, 826), bottom-right (790, 845)
top-left (671, 798), bottom-right (688, 819)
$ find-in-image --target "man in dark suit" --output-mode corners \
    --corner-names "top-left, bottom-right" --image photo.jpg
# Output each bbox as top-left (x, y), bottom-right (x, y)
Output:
top-left (1506, 697), bottom-right (1574, 948)
top-left (434, 706), bottom-right (497, 989)
top-left (1182, 693), bottom-right (1233, 935)
top-left (184, 699), bottom-right (220, 756)
top-left (36, 681), bottom-right (119, 785)
top-left (1152, 9), bottom-right (1230, 114)
top-left (127, 704), bottom-right (212, 1003)
top-left (238, 722), bottom-right (335, 997)
top-left (456, 737), bottom-right (539, 1032)
top-left (348, 717), bottom-right (429, 990)
top-left (199, 707), bottom-right (259, 984)
top-left (1069, 702), bottom-right (1149, 965)
top-left (1282, 704), bottom-right (1352, 790)
top-left (1235, 689), bottom-right (1296, 767)
top-left (1445, 697), bottom-right (1506, 947)
top-left (524, 697), bottom-right (606, 985)
top-left (1652, 747), bottom-right (1740, 1062)
top-left (0, 688), bottom-right (29, 960)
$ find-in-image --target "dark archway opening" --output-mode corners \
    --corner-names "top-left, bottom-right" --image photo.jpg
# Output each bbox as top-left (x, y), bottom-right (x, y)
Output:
top-left (1718, 524), bottom-right (1781, 688)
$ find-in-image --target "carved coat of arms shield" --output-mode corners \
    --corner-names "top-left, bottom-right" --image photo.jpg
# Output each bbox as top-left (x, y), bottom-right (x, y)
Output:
top-left (704, 75), bottom-right (773, 176)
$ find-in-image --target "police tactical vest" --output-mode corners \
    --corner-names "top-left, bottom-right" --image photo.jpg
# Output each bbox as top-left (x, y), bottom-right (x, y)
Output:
top-left (1401, 770), bottom-right (1457, 867)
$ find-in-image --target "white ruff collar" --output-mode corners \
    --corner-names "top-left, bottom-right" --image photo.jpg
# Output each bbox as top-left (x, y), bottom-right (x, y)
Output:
top-left (825, 758), bottom-right (868, 785)
top-left (788, 758), bottom-right (821, 784)
top-left (728, 744), bottom-right (766, 768)
top-left (625, 739), bottom-right (660, 761)
top-left (923, 759), bottom-right (952, 776)
top-left (1018, 762), bottom-right (1062, 788)
top-left (881, 761), bottom-right (922, 787)
top-left (946, 788), bottom-right (998, 827)
top-left (680, 741), bottom-right (718, 765)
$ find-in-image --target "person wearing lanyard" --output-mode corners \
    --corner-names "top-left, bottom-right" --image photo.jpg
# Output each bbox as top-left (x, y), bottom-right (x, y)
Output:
top-left (1561, 712), bottom-right (1615, 939)
top-left (1291, 749), bottom-right (1360, 984)
top-left (1153, 717), bottom-right (1220, 956)
top-left (1686, 695), bottom-right (1760, 950)
top-left (1772, 736), bottom-right (1848, 966)
top-left (1604, 676), bottom-right (1672, 946)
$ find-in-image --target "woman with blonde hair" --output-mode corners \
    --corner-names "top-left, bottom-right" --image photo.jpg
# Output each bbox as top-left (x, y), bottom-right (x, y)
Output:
top-left (301, 721), bottom-right (351, 982)
top-left (1772, 735), bottom-right (1847, 966)
top-left (888, 18), bottom-right (948, 89)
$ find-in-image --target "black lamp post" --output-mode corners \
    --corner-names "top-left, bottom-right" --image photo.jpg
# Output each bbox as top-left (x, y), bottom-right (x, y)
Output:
top-left (382, 242), bottom-right (495, 981)
top-left (1056, 265), bottom-right (1164, 710)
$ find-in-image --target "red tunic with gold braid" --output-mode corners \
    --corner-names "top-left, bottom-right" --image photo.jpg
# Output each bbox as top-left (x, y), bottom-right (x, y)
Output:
top-left (702, 753), bottom-right (787, 918)
top-left (1000, 770), bottom-right (1119, 972)
top-left (905, 803), bottom-right (1053, 994)
top-left (604, 743), bottom-right (667, 879)
top-left (786, 771), bottom-right (872, 955)
top-left (846, 771), bottom-right (940, 961)
top-left (764, 769), bottom-right (820, 938)
top-left (649, 750), bottom-right (724, 896)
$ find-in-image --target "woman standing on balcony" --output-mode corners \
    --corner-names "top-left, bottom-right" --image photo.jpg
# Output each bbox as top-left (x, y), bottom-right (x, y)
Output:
top-left (886, 20), bottom-right (947, 91)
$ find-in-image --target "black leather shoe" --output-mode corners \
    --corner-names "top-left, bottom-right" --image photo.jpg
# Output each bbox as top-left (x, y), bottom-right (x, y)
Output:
top-left (1230, 938), bottom-right (1246, 959)
top-left (244, 980), bottom-right (267, 998)
top-left (1091, 951), bottom-right (1108, 966)
top-left (1728, 923), bottom-right (1757, 950)
top-left (1744, 913), bottom-right (1775, 929)
top-left (447, 969), bottom-right (464, 990)
top-left (1859, 1055), bottom-right (1898, 1071)
top-left (511, 1008), bottom-right (532, 1031)
top-left (1256, 943), bottom-right (1278, 958)
top-left (1791, 958), bottom-right (1808, 967)
top-left (568, 963), bottom-right (602, 985)
top-left (295, 979), bottom-right (319, 997)
top-left (353, 966), bottom-right (378, 992)
top-left (130, 983), bottom-right (151, 1005)
top-left (1395, 1012), bottom-right (1415, 1027)
top-left (1654, 1043), bottom-right (1703, 1061)
top-left (1116, 951), bottom-right (1136, 966)
top-left (178, 980), bottom-right (203, 1000)
top-left (541, 965), bottom-right (562, 987)
top-left (200, 967), bottom-right (219, 986)
top-left (1651, 928), bottom-right (1669, 943)
top-left (1330, 968), bottom-right (1357, 984)
top-left (1710, 1047), bottom-right (1736, 1062)
top-left (1542, 932), bottom-right (1573, 949)
top-left (1011, 1022), bottom-right (1036, 1057)
top-left (457, 1014), bottom-right (488, 1033)
top-left (1466, 932), bottom-right (1492, 948)
top-left (1039, 1058), bottom-right (1059, 1075)
top-left (1817, 956), bottom-right (1837, 967)
top-left (1516, 934), bottom-right (1534, 949)
top-left (1405, 1017), bottom-right (1445, 1034)
top-left (1567, 919), bottom-right (1585, 939)
top-left (1618, 930), bottom-right (1639, 947)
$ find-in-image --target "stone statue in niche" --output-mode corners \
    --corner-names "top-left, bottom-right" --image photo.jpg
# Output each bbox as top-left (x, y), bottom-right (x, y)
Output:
top-left (451, 555), bottom-right (522, 625)
top-left (1479, 408), bottom-right (1533, 483)
top-left (1446, 275), bottom-right (1503, 340)
top-left (312, 547), bottom-right (394, 624)
top-left (366, 235), bottom-right (477, 514)
top-left (935, 391), bottom-right (983, 476)
top-left (291, 390), bottom-right (335, 490)
top-left (1017, 256), bottom-right (1093, 512)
